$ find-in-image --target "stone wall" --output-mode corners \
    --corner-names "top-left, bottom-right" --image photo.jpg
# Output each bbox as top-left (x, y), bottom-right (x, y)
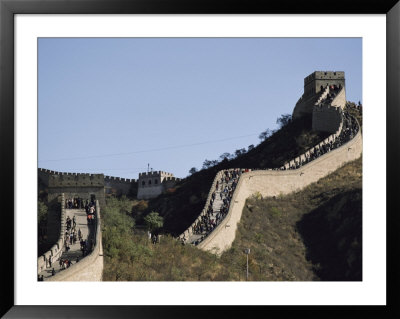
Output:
top-left (37, 194), bottom-right (66, 274)
top-left (197, 128), bottom-right (362, 254)
top-left (331, 86), bottom-right (347, 108)
top-left (293, 71), bottom-right (345, 119)
top-left (304, 71), bottom-right (345, 97)
top-left (47, 199), bottom-right (103, 281)
top-left (312, 88), bottom-right (345, 133)
top-left (178, 170), bottom-right (226, 241)
top-left (39, 169), bottom-right (130, 206)
top-left (312, 105), bottom-right (342, 133)
top-left (48, 186), bottom-right (105, 207)
top-left (104, 175), bottom-right (136, 196)
top-left (137, 171), bottom-right (180, 199)
top-left (292, 93), bottom-right (321, 119)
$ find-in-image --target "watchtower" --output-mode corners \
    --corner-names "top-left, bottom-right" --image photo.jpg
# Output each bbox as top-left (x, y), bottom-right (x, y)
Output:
top-left (293, 71), bottom-right (346, 119)
top-left (137, 170), bottom-right (179, 199)
top-left (304, 71), bottom-right (345, 98)
top-left (47, 172), bottom-right (105, 206)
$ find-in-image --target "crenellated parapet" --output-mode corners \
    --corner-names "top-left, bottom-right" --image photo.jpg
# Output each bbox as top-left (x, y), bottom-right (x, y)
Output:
top-left (189, 115), bottom-right (362, 254)
top-left (48, 173), bottom-right (104, 188)
top-left (104, 176), bottom-right (136, 183)
top-left (38, 168), bottom-right (138, 199)
top-left (293, 71), bottom-right (346, 121)
top-left (137, 170), bottom-right (179, 199)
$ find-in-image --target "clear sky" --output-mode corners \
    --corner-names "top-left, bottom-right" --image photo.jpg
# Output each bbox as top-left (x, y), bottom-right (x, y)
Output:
top-left (38, 38), bottom-right (362, 179)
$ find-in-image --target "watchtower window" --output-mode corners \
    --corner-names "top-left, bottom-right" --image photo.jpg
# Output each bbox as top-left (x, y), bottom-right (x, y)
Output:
top-left (154, 179), bottom-right (158, 184)
top-left (142, 181), bottom-right (145, 186)
top-left (148, 180), bottom-right (152, 185)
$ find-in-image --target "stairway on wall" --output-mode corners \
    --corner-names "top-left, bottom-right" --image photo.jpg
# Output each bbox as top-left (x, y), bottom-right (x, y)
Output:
top-left (179, 108), bottom-right (361, 255)
top-left (187, 177), bottom-right (234, 245)
top-left (39, 208), bottom-right (93, 280)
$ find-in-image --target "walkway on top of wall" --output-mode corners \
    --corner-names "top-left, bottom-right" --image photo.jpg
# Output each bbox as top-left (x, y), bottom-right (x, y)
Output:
top-left (187, 177), bottom-right (235, 245)
top-left (39, 208), bottom-right (94, 280)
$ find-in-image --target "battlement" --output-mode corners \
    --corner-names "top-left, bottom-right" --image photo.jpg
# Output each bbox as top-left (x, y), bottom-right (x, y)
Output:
top-left (304, 71), bottom-right (345, 85)
top-left (137, 170), bottom-right (178, 199)
top-left (48, 173), bottom-right (104, 188)
top-left (104, 176), bottom-right (136, 183)
top-left (293, 70), bottom-right (346, 121)
top-left (303, 70), bottom-right (345, 98)
top-left (163, 177), bottom-right (181, 182)
top-left (138, 171), bottom-right (174, 178)
top-left (39, 168), bottom-right (136, 184)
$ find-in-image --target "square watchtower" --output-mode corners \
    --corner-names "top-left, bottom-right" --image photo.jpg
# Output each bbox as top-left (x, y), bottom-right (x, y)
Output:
top-left (137, 170), bottom-right (175, 199)
top-left (304, 71), bottom-right (345, 98)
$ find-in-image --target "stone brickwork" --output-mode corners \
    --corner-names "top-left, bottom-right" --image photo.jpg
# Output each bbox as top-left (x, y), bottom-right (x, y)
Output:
top-left (312, 105), bottom-right (342, 133)
top-left (39, 169), bottom-right (140, 204)
top-left (37, 194), bottom-right (66, 274)
top-left (137, 171), bottom-right (180, 199)
top-left (47, 199), bottom-right (103, 281)
top-left (293, 71), bottom-right (346, 120)
top-left (197, 128), bottom-right (362, 254)
top-left (304, 71), bottom-right (345, 97)
top-left (104, 175), bottom-right (136, 197)
top-left (178, 102), bottom-right (361, 255)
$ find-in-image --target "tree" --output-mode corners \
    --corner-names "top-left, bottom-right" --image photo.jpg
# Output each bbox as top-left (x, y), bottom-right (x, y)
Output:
top-left (202, 159), bottom-right (212, 169)
top-left (209, 160), bottom-right (219, 167)
top-left (219, 152), bottom-right (231, 161)
top-left (144, 211), bottom-right (164, 233)
top-left (248, 144), bottom-right (255, 151)
top-left (276, 114), bottom-right (292, 128)
top-left (258, 129), bottom-right (271, 141)
top-left (234, 148), bottom-right (246, 157)
top-left (189, 167), bottom-right (198, 175)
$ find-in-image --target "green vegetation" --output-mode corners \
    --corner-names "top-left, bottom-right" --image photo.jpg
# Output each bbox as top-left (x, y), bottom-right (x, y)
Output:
top-left (232, 156), bottom-right (362, 281)
top-left (143, 212), bottom-right (163, 233)
top-left (102, 157), bottom-right (362, 281)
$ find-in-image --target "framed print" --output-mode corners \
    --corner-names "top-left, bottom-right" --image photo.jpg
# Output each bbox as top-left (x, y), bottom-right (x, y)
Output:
top-left (1, 0), bottom-right (399, 318)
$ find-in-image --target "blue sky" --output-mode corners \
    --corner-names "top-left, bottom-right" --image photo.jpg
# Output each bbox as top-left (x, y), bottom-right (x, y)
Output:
top-left (38, 38), bottom-right (362, 179)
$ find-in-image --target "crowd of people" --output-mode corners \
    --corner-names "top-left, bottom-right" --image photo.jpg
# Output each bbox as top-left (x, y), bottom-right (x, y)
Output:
top-left (66, 197), bottom-right (84, 209)
top-left (318, 84), bottom-right (342, 106)
top-left (347, 101), bottom-right (363, 115)
top-left (85, 200), bottom-right (96, 225)
top-left (189, 169), bottom-right (243, 246)
top-left (180, 110), bottom-right (360, 247)
top-left (64, 215), bottom-right (80, 252)
top-left (282, 111), bottom-right (359, 170)
top-left (38, 198), bottom-right (97, 280)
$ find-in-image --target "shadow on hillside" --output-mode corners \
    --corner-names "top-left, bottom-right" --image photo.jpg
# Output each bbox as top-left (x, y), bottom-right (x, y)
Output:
top-left (296, 189), bottom-right (362, 281)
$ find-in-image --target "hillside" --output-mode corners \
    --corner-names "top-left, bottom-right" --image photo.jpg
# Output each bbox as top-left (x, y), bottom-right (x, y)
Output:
top-left (141, 113), bottom-right (331, 235)
top-left (229, 156), bottom-right (362, 281)
top-left (102, 156), bottom-right (362, 281)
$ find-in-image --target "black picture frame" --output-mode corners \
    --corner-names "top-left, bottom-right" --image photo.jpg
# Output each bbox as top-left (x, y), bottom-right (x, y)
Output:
top-left (1, 0), bottom-right (399, 318)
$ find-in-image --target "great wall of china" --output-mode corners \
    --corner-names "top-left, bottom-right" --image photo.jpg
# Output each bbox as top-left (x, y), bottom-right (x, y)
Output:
top-left (37, 195), bottom-right (103, 281)
top-left (37, 71), bottom-right (362, 280)
top-left (178, 115), bottom-right (362, 254)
